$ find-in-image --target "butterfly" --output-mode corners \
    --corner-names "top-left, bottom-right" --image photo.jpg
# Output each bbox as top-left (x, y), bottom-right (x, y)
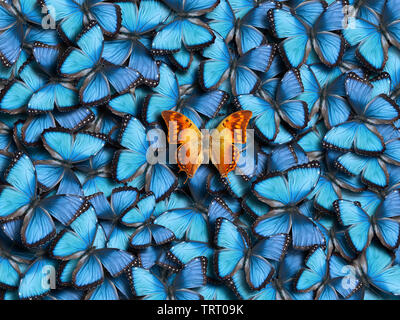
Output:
top-left (162, 110), bottom-right (252, 179)
top-left (50, 204), bottom-right (135, 290)
top-left (120, 192), bottom-right (176, 249)
top-left (42, 0), bottom-right (122, 42)
top-left (343, 0), bottom-right (400, 72)
top-left (0, 0), bottom-right (59, 67)
top-left (269, 1), bottom-right (347, 68)
top-left (58, 22), bottom-right (142, 106)
top-left (112, 116), bottom-right (178, 201)
top-left (199, 34), bottom-right (276, 95)
top-left (35, 128), bottom-right (107, 195)
top-left (323, 72), bottom-right (400, 155)
top-left (334, 189), bottom-right (400, 251)
top-left (0, 151), bottom-right (88, 247)
top-left (214, 217), bottom-right (289, 290)
top-left (252, 162), bottom-right (326, 249)
top-left (150, 0), bottom-right (217, 55)
top-left (130, 256), bottom-right (207, 300)
top-left (143, 62), bottom-right (228, 125)
top-left (234, 69), bottom-right (308, 142)
top-left (295, 247), bottom-right (361, 300)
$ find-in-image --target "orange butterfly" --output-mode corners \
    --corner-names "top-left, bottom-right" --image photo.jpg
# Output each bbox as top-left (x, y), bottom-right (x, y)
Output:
top-left (162, 110), bottom-right (252, 179)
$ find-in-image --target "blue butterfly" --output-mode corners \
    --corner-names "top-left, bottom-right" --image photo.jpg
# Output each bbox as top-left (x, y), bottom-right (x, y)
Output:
top-left (206, 0), bottom-right (280, 54)
top-left (252, 162), bottom-right (326, 249)
top-left (35, 128), bottom-right (107, 195)
top-left (85, 273), bottom-right (132, 300)
top-left (102, 0), bottom-right (170, 86)
top-left (228, 248), bottom-right (313, 300)
top-left (88, 187), bottom-right (139, 250)
top-left (0, 151), bottom-right (87, 247)
top-left (151, 0), bottom-right (217, 55)
top-left (384, 47), bottom-right (400, 106)
top-left (0, 0), bottom-right (59, 67)
top-left (130, 256), bottom-right (207, 300)
top-left (334, 189), bottom-right (400, 251)
top-left (214, 217), bottom-right (289, 290)
top-left (269, 1), bottom-right (346, 68)
top-left (75, 147), bottom-right (122, 197)
top-left (107, 87), bottom-right (150, 118)
top-left (44, 288), bottom-right (84, 300)
top-left (43, 0), bottom-right (122, 42)
top-left (323, 72), bottom-right (400, 155)
top-left (51, 204), bottom-right (135, 290)
top-left (120, 192), bottom-right (176, 249)
top-left (343, 0), bottom-right (400, 71)
top-left (199, 34), bottom-right (276, 95)
top-left (143, 62), bottom-right (228, 125)
top-left (58, 22), bottom-right (142, 106)
top-left (353, 242), bottom-right (400, 297)
top-left (295, 247), bottom-right (361, 300)
top-left (112, 116), bottom-right (178, 201)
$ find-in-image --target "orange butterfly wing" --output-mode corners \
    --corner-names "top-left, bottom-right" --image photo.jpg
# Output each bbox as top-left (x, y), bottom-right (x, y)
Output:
top-left (162, 110), bottom-right (203, 178)
top-left (210, 110), bottom-right (252, 178)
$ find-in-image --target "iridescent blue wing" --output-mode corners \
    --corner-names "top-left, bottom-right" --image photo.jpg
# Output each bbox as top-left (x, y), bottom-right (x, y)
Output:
top-left (269, 8), bottom-right (310, 68)
top-left (0, 152), bottom-right (36, 219)
top-left (121, 192), bottom-right (155, 226)
top-left (186, 90), bottom-right (228, 118)
top-left (113, 116), bottom-right (149, 183)
top-left (85, 278), bottom-right (119, 300)
top-left (155, 208), bottom-right (208, 243)
top-left (295, 247), bottom-right (327, 292)
top-left (21, 114), bottom-right (55, 146)
top-left (95, 248), bottom-right (135, 277)
top-left (173, 256), bottom-right (207, 294)
top-left (334, 199), bottom-right (372, 252)
top-left (18, 258), bottom-right (56, 299)
top-left (362, 243), bottom-right (400, 295)
top-left (199, 35), bottom-right (231, 91)
top-left (42, 128), bottom-right (106, 163)
top-left (72, 254), bottom-right (104, 290)
top-left (146, 164), bottom-right (178, 201)
top-left (89, 2), bottom-right (121, 37)
top-left (214, 218), bottom-right (248, 279)
top-left (130, 267), bottom-right (167, 300)
top-left (206, 0), bottom-right (235, 40)
top-left (143, 63), bottom-right (179, 125)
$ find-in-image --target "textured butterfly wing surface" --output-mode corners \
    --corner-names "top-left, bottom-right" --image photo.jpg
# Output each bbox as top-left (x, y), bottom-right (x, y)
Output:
top-left (162, 110), bottom-right (252, 178)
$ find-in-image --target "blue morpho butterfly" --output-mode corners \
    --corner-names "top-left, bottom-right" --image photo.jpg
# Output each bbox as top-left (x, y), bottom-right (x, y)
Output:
top-left (107, 86), bottom-right (150, 118)
top-left (350, 242), bottom-right (400, 297)
top-left (252, 162), bottom-right (326, 249)
top-left (87, 186), bottom-right (139, 250)
top-left (119, 192), bottom-right (178, 249)
top-left (130, 256), bottom-right (207, 300)
top-left (206, 0), bottom-right (280, 54)
top-left (42, 0), bottom-right (122, 43)
top-left (150, 0), bottom-right (217, 55)
top-left (0, 151), bottom-right (88, 247)
top-left (0, 237), bottom-right (33, 291)
top-left (298, 64), bottom-right (353, 129)
top-left (384, 47), bottom-right (400, 106)
top-left (58, 22), bottom-right (142, 106)
top-left (334, 188), bottom-right (400, 252)
top-left (199, 34), bottom-right (276, 95)
top-left (34, 128), bottom-right (107, 195)
top-left (323, 72), bottom-right (400, 155)
top-left (142, 62), bottom-right (228, 125)
top-left (166, 241), bottom-right (215, 278)
top-left (0, 47), bottom-right (28, 82)
top-left (269, 1), bottom-right (346, 68)
top-left (331, 124), bottom-right (400, 189)
top-left (347, 0), bottom-right (386, 16)
top-left (0, 0), bottom-right (59, 67)
top-left (294, 246), bottom-right (362, 300)
top-left (228, 248), bottom-right (313, 300)
top-left (112, 115), bottom-right (178, 201)
top-left (214, 217), bottom-right (289, 290)
top-left (197, 280), bottom-right (236, 300)
top-left (50, 204), bottom-right (135, 290)
top-left (343, 0), bottom-right (400, 72)
top-left (85, 273), bottom-right (132, 300)
top-left (74, 147), bottom-right (123, 197)
top-left (234, 68), bottom-right (308, 142)
top-left (18, 255), bottom-right (58, 299)
top-left (101, 0), bottom-right (170, 87)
